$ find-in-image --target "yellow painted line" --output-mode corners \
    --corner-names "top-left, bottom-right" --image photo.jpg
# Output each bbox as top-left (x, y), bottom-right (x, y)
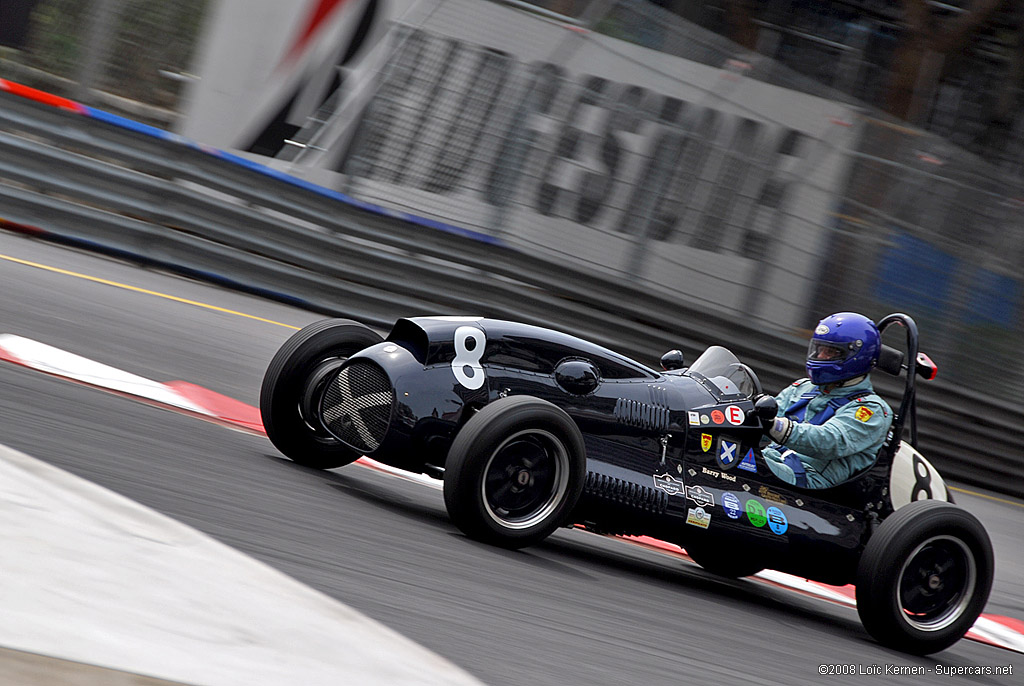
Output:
top-left (0, 252), bottom-right (300, 330)
top-left (949, 485), bottom-right (1024, 509)
top-left (829, 213), bottom-right (872, 226)
top-left (861, 117), bottom-right (924, 136)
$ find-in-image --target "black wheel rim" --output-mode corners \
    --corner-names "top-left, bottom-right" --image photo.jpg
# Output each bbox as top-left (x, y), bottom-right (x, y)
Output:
top-left (897, 535), bottom-right (977, 632)
top-left (481, 429), bottom-right (570, 530)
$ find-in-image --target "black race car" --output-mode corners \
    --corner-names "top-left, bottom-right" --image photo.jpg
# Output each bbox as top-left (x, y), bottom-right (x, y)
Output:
top-left (260, 313), bottom-right (993, 655)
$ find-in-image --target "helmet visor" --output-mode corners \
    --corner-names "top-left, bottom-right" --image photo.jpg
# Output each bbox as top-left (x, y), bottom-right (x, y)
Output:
top-left (807, 339), bottom-right (856, 362)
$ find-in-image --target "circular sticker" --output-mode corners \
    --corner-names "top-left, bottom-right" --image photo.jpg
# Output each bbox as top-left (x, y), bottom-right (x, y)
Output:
top-left (711, 410), bottom-right (725, 424)
top-left (745, 499), bottom-right (766, 527)
top-left (722, 492), bottom-right (741, 519)
top-left (726, 405), bottom-right (744, 425)
top-left (766, 506), bottom-right (788, 535)
top-left (700, 414), bottom-right (711, 425)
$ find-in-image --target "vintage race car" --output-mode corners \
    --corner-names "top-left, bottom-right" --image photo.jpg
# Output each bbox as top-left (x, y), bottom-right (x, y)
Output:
top-left (260, 313), bottom-right (993, 655)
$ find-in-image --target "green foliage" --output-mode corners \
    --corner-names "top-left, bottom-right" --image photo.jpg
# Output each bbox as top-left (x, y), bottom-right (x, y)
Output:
top-left (24, 0), bottom-right (87, 76)
top-left (18, 0), bottom-right (208, 109)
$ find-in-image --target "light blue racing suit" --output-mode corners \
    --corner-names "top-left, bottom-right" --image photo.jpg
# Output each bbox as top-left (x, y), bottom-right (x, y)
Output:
top-left (763, 377), bottom-right (892, 489)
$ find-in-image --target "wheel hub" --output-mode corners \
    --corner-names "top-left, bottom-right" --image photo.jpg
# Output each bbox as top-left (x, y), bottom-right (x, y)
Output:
top-left (481, 429), bottom-right (570, 530)
top-left (897, 535), bottom-right (977, 632)
top-left (515, 468), bottom-right (532, 487)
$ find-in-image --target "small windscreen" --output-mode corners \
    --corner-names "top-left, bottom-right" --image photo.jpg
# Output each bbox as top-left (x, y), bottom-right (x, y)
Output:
top-left (688, 345), bottom-right (761, 398)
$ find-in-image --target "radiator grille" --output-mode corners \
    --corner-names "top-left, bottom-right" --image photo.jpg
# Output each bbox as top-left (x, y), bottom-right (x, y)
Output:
top-left (321, 360), bottom-right (393, 453)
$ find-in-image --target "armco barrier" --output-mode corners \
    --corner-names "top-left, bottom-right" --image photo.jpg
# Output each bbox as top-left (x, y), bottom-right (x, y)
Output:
top-left (0, 84), bottom-right (1021, 498)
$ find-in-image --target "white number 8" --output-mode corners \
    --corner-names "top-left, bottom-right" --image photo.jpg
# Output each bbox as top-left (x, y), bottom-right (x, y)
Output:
top-left (452, 326), bottom-right (486, 390)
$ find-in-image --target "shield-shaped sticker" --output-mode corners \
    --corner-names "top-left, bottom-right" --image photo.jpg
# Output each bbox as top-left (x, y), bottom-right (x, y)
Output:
top-left (700, 433), bottom-right (713, 452)
top-left (717, 439), bottom-right (739, 469)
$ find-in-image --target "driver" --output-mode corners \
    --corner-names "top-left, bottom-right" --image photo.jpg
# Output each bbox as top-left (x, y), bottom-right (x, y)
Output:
top-left (761, 312), bottom-right (893, 489)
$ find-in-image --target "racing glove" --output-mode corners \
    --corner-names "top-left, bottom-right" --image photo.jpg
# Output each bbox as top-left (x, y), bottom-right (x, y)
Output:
top-left (766, 417), bottom-right (793, 444)
top-left (754, 395), bottom-right (788, 443)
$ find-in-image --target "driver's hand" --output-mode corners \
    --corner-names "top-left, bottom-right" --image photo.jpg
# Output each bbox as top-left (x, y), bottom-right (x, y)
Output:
top-left (765, 417), bottom-right (793, 444)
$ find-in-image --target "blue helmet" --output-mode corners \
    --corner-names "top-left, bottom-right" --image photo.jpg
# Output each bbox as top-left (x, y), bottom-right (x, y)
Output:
top-left (805, 312), bottom-right (881, 385)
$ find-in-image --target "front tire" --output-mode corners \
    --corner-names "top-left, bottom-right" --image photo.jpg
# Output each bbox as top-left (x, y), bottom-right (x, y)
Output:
top-left (855, 500), bottom-right (993, 654)
top-left (260, 319), bottom-right (383, 469)
top-left (443, 397), bottom-right (586, 549)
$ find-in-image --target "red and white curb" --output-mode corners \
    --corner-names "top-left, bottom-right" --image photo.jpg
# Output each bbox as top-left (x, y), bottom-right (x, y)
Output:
top-left (0, 335), bottom-right (435, 483)
top-left (618, 535), bottom-right (1024, 653)
top-left (0, 334), bottom-right (262, 436)
top-left (2, 333), bottom-right (1022, 655)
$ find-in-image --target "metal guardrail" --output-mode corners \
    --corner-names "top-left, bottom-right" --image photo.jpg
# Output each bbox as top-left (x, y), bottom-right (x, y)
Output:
top-left (0, 89), bottom-right (1021, 498)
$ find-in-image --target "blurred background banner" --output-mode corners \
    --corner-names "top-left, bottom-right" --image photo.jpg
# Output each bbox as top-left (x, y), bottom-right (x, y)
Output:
top-left (1, 0), bottom-right (1023, 399)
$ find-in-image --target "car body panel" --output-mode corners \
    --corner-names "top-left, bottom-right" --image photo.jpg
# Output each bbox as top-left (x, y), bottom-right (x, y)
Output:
top-left (319, 316), bottom-right (947, 585)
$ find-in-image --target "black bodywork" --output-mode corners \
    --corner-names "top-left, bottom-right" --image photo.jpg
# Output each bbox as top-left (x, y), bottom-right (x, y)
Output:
top-left (321, 315), bottom-right (917, 586)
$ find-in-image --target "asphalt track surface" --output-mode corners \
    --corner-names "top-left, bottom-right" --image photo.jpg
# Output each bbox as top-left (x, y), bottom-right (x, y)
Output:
top-left (1, 231), bottom-right (1021, 686)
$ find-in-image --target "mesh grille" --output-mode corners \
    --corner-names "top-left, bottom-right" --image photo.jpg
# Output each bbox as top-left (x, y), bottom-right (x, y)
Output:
top-left (321, 360), bottom-right (393, 453)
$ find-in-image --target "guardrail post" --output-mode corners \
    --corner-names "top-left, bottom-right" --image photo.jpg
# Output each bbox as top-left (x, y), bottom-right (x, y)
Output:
top-left (75, 0), bottom-right (122, 105)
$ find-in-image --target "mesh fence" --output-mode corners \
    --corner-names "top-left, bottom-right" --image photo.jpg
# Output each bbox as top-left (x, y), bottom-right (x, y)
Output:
top-left (3, 0), bottom-right (1023, 401)
top-left (0, 0), bottom-right (208, 126)
top-left (332, 0), bottom-right (1024, 401)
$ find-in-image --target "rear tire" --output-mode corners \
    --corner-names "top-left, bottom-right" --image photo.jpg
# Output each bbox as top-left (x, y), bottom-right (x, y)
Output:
top-left (443, 397), bottom-right (586, 549)
top-left (260, 319), bottom-right (383, 469)
top-left (855, 500), bottom-right (993, 654)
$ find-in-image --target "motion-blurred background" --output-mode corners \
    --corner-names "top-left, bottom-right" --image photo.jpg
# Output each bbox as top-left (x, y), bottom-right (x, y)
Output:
top-left (1, 0), bottom-right (1022, 494)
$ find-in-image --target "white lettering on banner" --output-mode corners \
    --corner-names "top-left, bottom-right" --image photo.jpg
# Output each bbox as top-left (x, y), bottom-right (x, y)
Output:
top-left (177, 0), bottom-right (852, 326)
top-left (340, 29), bottom-right (813, 253)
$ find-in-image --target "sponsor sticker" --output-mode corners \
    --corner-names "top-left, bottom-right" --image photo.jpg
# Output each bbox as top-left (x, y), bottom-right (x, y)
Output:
top-left (722, 492), bottom-right (741, 519)
top-left (700, 433), bottom-right (713, 452)
top-left (718, 439), bottom-right (738, 467)
top-left (711, 410), bottom-right (725, 424)
top-left (700, 414), bottom-right (710, 425)
top-left (815, 324), bottom-right (830, 335)
top-left (767, 506), bottom-right (788, 535)
top-left (746, 499), bottom-right (767, 527)
top-left (653, 473), bottom-right (684, 496)
top-left (686, 507), bottom-right (711, 529)
top-left (855, 406), bottom-right (874, 422)
top-left (738, 448), bottom-right (758, 473)
top-left (686, 484), bottom-right (715, 508)
top-left (758, 485), bottom-right (787, 505)
top-left (725, 405), bottom-right (744, 425)
top-left (688, 411), bottom-right (700, 426)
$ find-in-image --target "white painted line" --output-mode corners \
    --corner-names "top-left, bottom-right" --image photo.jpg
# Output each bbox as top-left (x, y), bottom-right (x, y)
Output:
top-left (357, 457), bottom-right (443, 490)
top-left (754, 570), bottom-right (857, 607)
top-left (0, 334), bottom-right (206, 414)
top-left (968, 616), bottom-right (1024, 653)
